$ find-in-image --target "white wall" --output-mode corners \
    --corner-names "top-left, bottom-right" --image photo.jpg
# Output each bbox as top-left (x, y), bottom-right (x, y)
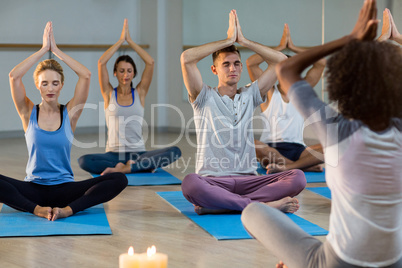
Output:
top-left (0, 0), bottom-right (398, 140)
top-left (0, 0), bottom-right (148, 137)
top-left (179, 0), bottom-right (392, 140)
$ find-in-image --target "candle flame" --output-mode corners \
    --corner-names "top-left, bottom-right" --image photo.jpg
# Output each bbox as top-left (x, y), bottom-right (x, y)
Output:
top-left (147, 245), bottom-right (156, 257)
top-left (128, 246), bottom-right (134, 255)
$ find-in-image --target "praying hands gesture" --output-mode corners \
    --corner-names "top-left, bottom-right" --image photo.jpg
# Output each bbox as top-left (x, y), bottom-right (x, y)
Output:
top-left (230, 10), bottom-right (287, 96)
top-left (227, 10), bottom-right (237, 44)
top-left (274, 24), bottom-right (288, 51)
top-left (119, 18), bottom-right (128, 42)
top-left (273, 23), bottom-right (311, 54)
top-left (42, 22), bottom-right (51, 51)
top-left (118, 18), bottom-right (137, 44)
top-left (99, 18), bottom-right (154, 107)
top-left (277, 0), bottom-right (379, 93)
top-left (271, 24), bottom-right (302, 52)
top-left (349, 0), bottom-right (378, 41)
top-left (247, 23), bottom-right (325, 87)
top-left (378, 8), bottom-right (402, 44)
top-left (9, 21), bottom-right (91, 132)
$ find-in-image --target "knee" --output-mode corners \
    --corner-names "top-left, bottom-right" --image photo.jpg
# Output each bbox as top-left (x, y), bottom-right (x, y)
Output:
top-left (241, 203), bottom-right (260, 222)
top-left (77, 155), bottom-right (89, 169)
top-left (170, 146), bottom-right (182, 159)
top-left (290, 169), bottom-right (307, 192)
top-left (112, 172), bottom-right (128, 190)
top-left (241, 203), bottom-right (267, 229)
top-left (181, 173), bottom-right (201, 197)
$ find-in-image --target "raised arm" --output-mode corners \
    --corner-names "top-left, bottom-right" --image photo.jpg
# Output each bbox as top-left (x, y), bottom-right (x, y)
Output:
top-left (125, 20), bottom-right (154, 106)
top-left (98, 20), bottom-right (126, 106)
top-left (246, 54), bottom-right (264, 83)
top-left (181, 10), bottom-right (236, 103)
top-left (378, 8), bottom-right (392, 41)
top-left (274, 23), bottom-right (289, 51)
top-left (378, 8), bottom-right (402, 44)
top-left (276, 0), bottom-right (378, 94)
top-left (9, 22), bottom-right (51, 131)
top-left (286, 24), bottom-right (326, 87)
top-left (247, 24), bottom-right (289, 83)
top-left (235, 11), bottom-right (287, 98)
top-left (49, 23), bottom-right (91, 132)
top-left (388, 9), bottom-right (402, 44)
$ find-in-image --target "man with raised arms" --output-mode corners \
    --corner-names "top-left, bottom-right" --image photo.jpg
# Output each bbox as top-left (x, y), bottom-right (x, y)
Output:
top-left (180, 10), bottom-right (306, 215)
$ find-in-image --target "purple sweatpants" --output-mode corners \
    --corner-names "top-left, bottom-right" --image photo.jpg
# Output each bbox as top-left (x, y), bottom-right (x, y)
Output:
top-left (181, 169), bottom-right (306, 211)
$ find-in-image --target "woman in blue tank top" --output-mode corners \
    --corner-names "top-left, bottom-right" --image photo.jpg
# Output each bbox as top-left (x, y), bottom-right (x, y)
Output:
top-left (0, 22), bottom-right (127, 221)
top-left (78, 19), bottom-right (181, 175)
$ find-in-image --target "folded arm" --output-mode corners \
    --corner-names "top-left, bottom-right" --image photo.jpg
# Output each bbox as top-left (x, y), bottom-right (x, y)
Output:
top-left (9, 22), bottom-right (51, 131)
top-left (235, 12), bottom-right (287, 98)
top-left (276, 0), bottom-right (378, 94)
top-left (125, 20), bottom-right (154, 105)
top-left (98, 20), bottom-right (127, 106)
top-left (49, 23), bottom-right (91, 131)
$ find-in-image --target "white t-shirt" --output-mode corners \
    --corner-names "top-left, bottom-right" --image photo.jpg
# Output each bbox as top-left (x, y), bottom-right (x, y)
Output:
top-left (191, 81), bottom-right (264, 176)
top-left (260, 85), bottom-right (305, 145)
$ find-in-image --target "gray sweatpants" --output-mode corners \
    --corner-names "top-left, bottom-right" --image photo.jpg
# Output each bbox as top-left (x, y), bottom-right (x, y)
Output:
top-left (241, 203), bottom-right (402, 268)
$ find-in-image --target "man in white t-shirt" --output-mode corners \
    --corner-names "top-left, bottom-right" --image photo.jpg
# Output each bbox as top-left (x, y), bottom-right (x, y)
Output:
top-left (248, 23), bottom-right (326, 174)
top-left (180, 10), bottom-right (306, 215)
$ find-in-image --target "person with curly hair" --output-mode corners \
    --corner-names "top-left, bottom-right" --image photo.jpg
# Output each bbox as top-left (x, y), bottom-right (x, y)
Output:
top-left (1, 22), bottom-right (127, 221)
top-left (242, 0), bottom-right (402, 267)
top-left (248, 24), bottom-right (326, 174)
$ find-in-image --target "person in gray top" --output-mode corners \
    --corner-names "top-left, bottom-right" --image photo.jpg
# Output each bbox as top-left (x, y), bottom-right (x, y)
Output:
top-left (78, 19), bottom-right (181, 175)
top-left (180, 10), bottom-right (306, 215)
top-left (242, 1), bottom-right (402, 267)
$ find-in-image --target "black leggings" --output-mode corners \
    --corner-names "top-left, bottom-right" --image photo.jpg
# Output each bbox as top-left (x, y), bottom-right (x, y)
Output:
top-left (0, 173), bottom-right (128, 214)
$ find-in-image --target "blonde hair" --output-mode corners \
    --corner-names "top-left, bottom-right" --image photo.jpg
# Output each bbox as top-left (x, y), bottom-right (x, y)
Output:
top-left (33, 59), bottom-right (64, 86)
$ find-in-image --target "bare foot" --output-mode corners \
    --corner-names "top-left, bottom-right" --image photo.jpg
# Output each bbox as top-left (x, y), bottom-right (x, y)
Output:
top-left (266, 163), bottom-right (287, 174)
top-left (303, 164), bottom-right (323, 172)
top-left (265, 197), bottom-right (300, 213)
top-left (101, 160), bottom-right (135, 175)
top-left (33, 205), bottom-right (53, 220)
top-left (194, 205), bottom-right (234, 215)
top-left (276, 261), bottom-right (288, 268)
top-left (51, 206), bottom-right (73, 221)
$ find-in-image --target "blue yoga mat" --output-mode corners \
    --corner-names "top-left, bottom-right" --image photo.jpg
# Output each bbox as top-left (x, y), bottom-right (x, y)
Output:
top-left (257, 163), bottom-right (326, 183)
top-left (0, 204), bottom-right (112, 237)
top-left (307, 187), bottom-right (332, 199)
top-left (92, 168), bottom-right (181, 186)
top-left (157, 191), bottom-right (328, 240)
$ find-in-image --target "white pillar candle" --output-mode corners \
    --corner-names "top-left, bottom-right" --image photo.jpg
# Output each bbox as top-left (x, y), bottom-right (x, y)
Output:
top-left (138, 245), bottom-right (168, 268)
top-left (119, 247), bottom-right (140, 268)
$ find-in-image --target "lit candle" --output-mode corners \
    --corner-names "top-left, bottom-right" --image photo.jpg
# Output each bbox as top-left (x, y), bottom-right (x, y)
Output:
top-left (138, 245), bottom-right (168, 268)
top-left (119, 247), bottom-right (140, 268)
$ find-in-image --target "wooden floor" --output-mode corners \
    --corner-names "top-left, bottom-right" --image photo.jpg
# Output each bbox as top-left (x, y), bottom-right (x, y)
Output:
top-left (0, 133), bottom-right (330, 268)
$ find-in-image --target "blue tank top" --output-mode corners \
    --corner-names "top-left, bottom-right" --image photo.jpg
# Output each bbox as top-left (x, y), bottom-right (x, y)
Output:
top-left (25, 105), bottom-right (74, 185)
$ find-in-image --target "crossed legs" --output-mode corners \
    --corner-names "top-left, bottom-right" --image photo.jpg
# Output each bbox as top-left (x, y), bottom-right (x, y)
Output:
top-left (255, 140), bottom-right (324, 173)
top-left (241, 203), bottom-right (402, 268)
top-left (78, 146), bottom-right (182, 175)
top-left (181, 170), bottom-right (306, 214)
top-left (0, 172), bottom-right (128, 221)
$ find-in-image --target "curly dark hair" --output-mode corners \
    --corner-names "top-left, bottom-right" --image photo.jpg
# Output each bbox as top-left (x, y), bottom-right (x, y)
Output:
top-left (326, 40), bottom-right (402, 128)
